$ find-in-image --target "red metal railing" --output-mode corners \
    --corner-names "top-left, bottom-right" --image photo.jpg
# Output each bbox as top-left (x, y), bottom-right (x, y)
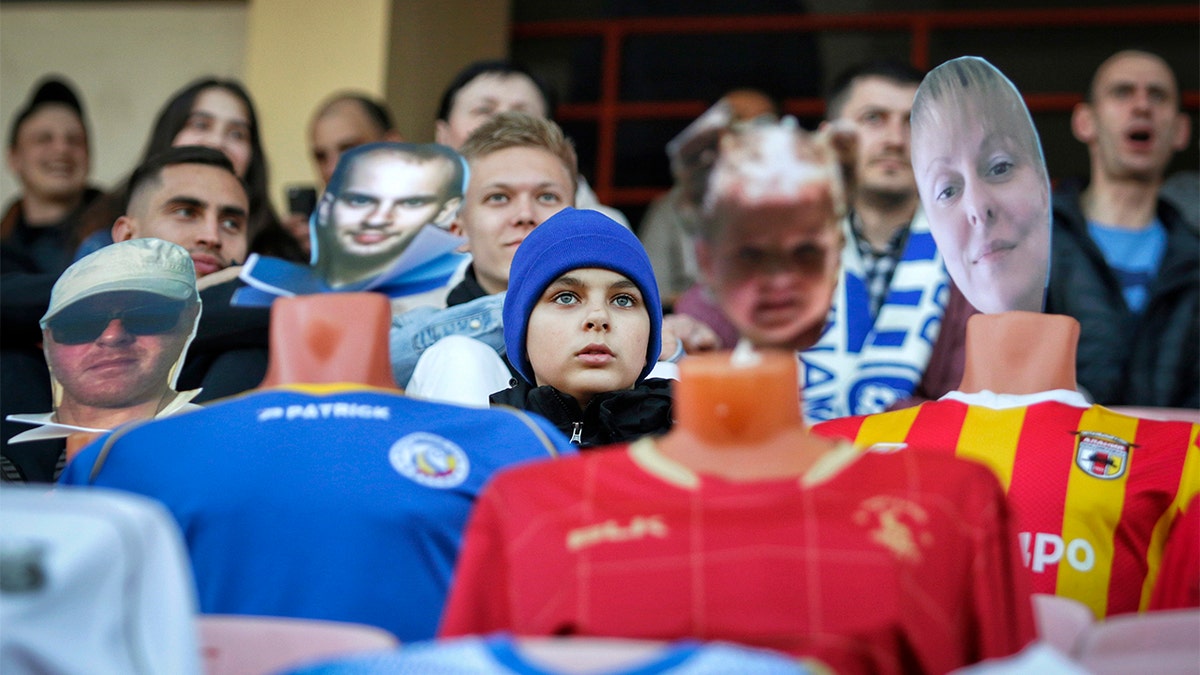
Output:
top-left (513, 5), bottom-right (1199, 207)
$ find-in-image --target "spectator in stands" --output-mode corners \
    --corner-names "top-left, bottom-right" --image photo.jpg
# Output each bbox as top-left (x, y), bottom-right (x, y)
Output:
top-left (392, 112), bottom-right (577, 398)
top-left (2, 76), bottom-right (102, 277)
top-left (395, 113), bottom-right (710, 404)
top-left (1, 146), bottom-right (248, 480)
top-left (799, 60), bottom-right (960, 422)
top-left (490, 207), bottom-right (672, 447)
top-left (112, 147), bottom-right (249, 278)
top-left (310, 93), bottom-right (403, 186)
top-left (435, 59), bottom-right (629, 227)
top-left (1047, 49), bottom-right (1197, 408)
top-left (1, 77), bottom-right (103, 479)
top-left (447, 112), bottom-right (576, 302)
top-left (279, 93), bottom-right (403, 256)
top-left (74, 77), bottom-right (302, 263)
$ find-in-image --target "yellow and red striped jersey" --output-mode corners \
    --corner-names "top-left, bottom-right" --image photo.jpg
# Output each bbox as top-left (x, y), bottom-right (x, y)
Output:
top-left (813, 390), bottom-right (1200, 618)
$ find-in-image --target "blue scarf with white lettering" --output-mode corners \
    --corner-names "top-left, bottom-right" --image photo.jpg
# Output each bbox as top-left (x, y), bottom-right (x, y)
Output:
top-left (801, 209), bottom-right (948, 423)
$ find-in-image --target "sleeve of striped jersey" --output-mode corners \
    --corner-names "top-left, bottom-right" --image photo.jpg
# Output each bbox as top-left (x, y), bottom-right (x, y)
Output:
top-left (1149, 494), bottom-right (1200, 611)
top-left (810, 415), bottom-right (867, 443)
top-left (438, 484), bottom-right (511, 636)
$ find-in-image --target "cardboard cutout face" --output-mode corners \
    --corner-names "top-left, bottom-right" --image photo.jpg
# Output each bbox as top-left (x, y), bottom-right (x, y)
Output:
top-left (43, 292), bottom-right (200, 415)
top-left (910, 57), bottom-right (1051, 314)
top-left (697, 120), bottom-right (848, 352)
top-left (312, 142), bottom-right (467, 289)
top-left (32, 239), bottom-right (203, 431)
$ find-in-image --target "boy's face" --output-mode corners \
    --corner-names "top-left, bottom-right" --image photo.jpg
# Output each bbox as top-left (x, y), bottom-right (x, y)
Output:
top-left (526, 267), bottom-right (650, 408)
top-left (698, 185), bottom-right (843, 351)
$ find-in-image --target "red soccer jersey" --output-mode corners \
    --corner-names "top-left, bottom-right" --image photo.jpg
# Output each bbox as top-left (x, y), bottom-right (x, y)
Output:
top-left (813, 391), bottom-right (1200, 618)
top-left (441, 439), bottom-right (1034, 675)
top-left (1150, 494), bottom-right (1200, 611)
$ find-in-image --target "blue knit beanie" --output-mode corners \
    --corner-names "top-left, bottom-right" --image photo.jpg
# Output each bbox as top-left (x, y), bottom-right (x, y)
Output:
top-left (503, 208), bottom-right (663, 386)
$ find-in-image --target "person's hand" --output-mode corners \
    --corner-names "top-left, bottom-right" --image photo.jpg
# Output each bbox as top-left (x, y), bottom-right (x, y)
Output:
top-left (660, 312), bottom-right (722, 361)
top-left (197, 265), bottom-right (242, 291)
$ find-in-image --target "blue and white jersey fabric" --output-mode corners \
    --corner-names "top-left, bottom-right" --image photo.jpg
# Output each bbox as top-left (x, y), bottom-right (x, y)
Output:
top-left (286, 635), bottom-right (816, 674)
top-left (59, 385), bottom-right (572, 641)
top-left (801, 209), bottom-right (948, 423)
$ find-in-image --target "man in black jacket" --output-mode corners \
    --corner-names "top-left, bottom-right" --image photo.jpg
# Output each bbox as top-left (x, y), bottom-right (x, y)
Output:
top-left (1047, 50), bottom-right (1197, 408)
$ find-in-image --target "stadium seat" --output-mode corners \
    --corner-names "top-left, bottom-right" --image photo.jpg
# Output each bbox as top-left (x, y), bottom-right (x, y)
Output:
top-left (1075, 608), bottom-right (1200, 675)
top-left (198, 614), bottom-right (398, 675)
top-left (1031, 594), bottom-right (1094, 654)
top-left (0, 485), bottom-right (201, 675)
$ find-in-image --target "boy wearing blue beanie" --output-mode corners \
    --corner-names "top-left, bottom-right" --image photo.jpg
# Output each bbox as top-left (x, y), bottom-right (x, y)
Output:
top-left (490, 208), bottom-right (672, 446)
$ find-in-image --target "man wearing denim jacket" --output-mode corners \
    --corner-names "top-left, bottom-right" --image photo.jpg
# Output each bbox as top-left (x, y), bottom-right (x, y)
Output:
top-left (390, 112), bottom-right (577, 394)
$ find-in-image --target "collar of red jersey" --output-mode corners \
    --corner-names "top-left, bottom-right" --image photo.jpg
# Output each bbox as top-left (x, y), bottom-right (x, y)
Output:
top-left (939, 389), bottom-right (1090, 410)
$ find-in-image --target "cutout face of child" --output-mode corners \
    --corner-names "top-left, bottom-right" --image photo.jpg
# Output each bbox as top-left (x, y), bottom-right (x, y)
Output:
top-left (526, 267), bottom-right (651, 408)
top-left (910, 57), bottom-right (1050, 314)
top-left (697, 121), bottom-right (847, 352)
top-left (698, 191), bottom-right (843, 351)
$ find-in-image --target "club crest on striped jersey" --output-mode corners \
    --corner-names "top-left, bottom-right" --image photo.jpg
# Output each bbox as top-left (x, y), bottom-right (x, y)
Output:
top-left (389, 432), bottom-right (469, 488)
top-left (1074, 431), bottom-right (1130, 480)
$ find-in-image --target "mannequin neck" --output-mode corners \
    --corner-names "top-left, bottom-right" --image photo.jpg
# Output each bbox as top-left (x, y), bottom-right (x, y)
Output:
top-left (655, 348), bottom-right (835, 481)
top-left (259, 293), bottom-right (398, 389)
top-left (958, 311), bottom-right (1079, 395)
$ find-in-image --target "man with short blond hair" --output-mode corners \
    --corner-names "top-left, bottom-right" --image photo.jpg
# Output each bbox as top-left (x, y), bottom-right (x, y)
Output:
top-left (390, 112), bottom-right (578, 391)
top-left (446, 112), bottom-right (578, 303)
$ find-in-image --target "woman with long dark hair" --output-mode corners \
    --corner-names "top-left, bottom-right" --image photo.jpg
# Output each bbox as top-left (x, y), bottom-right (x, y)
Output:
top-left (76, 77), bottom-right (304, 261)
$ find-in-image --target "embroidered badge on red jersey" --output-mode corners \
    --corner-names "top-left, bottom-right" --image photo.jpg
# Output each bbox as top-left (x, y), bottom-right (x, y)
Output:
top-left (1074, 431), bottom-right (1131, 480)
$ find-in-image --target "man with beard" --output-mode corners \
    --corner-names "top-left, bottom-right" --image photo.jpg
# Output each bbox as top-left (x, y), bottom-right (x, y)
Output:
top-left (799, 60), bottom-right (955, 422)
top-left (1, 146), bottom-right (248, 480)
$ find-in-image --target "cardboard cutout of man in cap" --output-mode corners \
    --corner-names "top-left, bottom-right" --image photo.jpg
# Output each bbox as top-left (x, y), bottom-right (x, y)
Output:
top-left (234, 142), bottom-right (468, 306)
top-left (7, 238), bottom-right (202, 443)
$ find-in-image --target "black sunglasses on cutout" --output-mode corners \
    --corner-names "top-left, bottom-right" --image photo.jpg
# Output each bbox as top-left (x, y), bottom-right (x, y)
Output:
top-left (47, 300), bottom-right (186, 345)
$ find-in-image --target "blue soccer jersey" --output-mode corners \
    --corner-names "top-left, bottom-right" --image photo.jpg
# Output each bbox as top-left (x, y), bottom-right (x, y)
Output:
top-left (60, 384), bottom-right (572, 640)
top-left (286, 635), bottom-right (815, 674)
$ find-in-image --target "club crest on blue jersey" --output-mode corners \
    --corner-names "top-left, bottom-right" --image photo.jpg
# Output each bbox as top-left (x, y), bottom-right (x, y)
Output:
top-left (1074, 431), bottom-right (1130, 480)
top-left (389, 432), bottom-right (470, 488)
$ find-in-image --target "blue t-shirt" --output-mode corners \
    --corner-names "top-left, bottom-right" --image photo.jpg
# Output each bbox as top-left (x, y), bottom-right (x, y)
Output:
top-left (60, 385), bottom-right (572, 641)
top-left (1087, 219), bottom-right (1166, 313)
